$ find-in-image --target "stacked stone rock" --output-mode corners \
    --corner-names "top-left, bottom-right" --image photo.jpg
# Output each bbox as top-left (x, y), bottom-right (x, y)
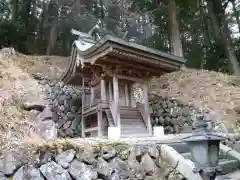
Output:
top-left (149, 95), bottom-right (199, 134)
top-left (0, 143), bottom-right (184, 180)
top-left (223, 135), bottom-right (240, 153)
top-left (33, 73), bottom-right (82, 137)
top-left (149, 94), bottom-right (221, 134)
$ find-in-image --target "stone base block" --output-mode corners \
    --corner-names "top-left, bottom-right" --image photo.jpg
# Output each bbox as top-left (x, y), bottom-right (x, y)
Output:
top-left (153, 126), bottom-right (164, 137)
top-left (108, 127), bottom-right (121, 140)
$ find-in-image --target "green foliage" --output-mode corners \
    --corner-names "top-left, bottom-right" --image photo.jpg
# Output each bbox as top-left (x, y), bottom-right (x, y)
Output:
top-left (0, 0), bottom-right (239, 72)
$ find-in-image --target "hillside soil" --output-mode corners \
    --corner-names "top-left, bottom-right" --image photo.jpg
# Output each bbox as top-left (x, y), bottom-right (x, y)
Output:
top-left (150, 69), bottom-right (240, 132)
top-left (0, 52), bottom-right (68, 150)
top-left (1, 51), bottom-right (240, 150)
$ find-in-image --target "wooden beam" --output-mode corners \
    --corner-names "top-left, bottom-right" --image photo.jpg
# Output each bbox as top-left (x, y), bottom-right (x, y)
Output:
top-left (117, 75), bottom-right (144, 82)
top-left (99, 57), bottom-right (167, 76)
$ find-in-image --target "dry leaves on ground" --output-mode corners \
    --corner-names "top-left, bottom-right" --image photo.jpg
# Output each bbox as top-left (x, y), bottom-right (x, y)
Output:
top-left (150, 68), bottom-right (240, 132)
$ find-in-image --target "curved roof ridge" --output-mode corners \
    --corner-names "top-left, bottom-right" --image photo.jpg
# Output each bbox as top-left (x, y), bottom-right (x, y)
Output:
top-left (76, 34), bottom-right (185, 63)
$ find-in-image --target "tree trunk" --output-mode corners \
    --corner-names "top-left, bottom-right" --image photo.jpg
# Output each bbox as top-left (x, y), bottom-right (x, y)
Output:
top-left (24, 0), bottom-right (33, 29)
top-left (31, 0), bottom-right (37, 17)
top-left (39, 1), bottom-right (49, 33)
top-left (222, 17), bottom-right (240, 76)
top-left (207, 0), bottom-right (221, 41)
top-left (200, 0), bottom-right (212, 45)
top-left (10, 0), bottom-right (18, 21)
top-left (46, 23), bottom-right (58, 55)
top-left (231, 0), bottom-right (240, 32)
top-left (167, 0), bottom-right (184, 57)
top-left (207, 0), bottom-right (240, 77)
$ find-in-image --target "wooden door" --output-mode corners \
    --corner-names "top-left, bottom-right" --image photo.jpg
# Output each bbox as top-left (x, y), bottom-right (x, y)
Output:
top-left (119, 84), bottom-right (126, 106)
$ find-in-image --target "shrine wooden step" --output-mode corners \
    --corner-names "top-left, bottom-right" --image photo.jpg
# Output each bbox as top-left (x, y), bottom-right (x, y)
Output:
top-left (120, 109), bottom-right (141, 112)
top-left (119, 106), bottom-right (139, 110)
top-left (121, 126), bottom-right (148, 133)
top-left (121, 130), bottom-right (149, 135)
top-left (121, 133), bottom-right (149, 138)
top-left (120, 116), bottom-right (143, 119)
top-left (121, 120), bottom-right (146, 125)
top-left (121, 125), bottom-right (146, 130)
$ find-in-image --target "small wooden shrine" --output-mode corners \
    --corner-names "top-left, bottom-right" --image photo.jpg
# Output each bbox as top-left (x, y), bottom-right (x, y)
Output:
top-left (61, 28), bottom-right (185, 138)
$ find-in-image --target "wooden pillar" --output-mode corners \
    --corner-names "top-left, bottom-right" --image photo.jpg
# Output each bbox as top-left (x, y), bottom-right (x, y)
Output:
top-left (113, 72), bottom-right (120, 127)
top-left (125, 84), bottom-right (130, 106)
top-left (81, 78), bottom-right (85, 137)
top-left (143, 82), bottom-right (152, 135)
top-left (109, 81), bottom-right (113, 102)
top-left (97, 108), bottom-right (103, 137)
top-left (90, 86), bottom-right (94, 104)
top-left (100, 78), bottom-right (106, 101)
top-left (129, 84), bottom-right (132, 107)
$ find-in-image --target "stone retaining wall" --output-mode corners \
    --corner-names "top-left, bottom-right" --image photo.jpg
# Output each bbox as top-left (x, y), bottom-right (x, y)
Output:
top-left (32, 76), bottom-right (226, 138)
top-left (0, 140), bottom-right (186, 180)
top-left (149, 94), bottom-right (225, 134)
top-left (33, 74), bottom-right (82, 137)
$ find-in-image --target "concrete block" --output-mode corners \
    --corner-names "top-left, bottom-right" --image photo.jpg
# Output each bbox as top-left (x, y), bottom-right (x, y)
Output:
top-left (153, 126), bottom-right (164, 137)
top-left (108, 127), bottom-right (121, 140)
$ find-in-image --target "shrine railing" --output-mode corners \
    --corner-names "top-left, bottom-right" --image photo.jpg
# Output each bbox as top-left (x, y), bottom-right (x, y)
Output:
top-left (83, 99), bottom-right (110, 111)
top-left (109, 101), bottom-right (117, 126)
top-left (83, 100), bottom-right (100, 111)
top-left (138, 103), bottom-right (152, 134)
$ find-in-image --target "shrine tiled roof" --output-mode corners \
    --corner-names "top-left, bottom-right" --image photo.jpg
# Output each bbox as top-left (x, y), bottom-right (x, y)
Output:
top-left (61, 35), bottom-right (186, 85)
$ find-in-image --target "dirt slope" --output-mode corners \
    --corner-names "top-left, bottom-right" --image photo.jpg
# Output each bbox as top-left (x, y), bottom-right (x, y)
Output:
top-left (13, 53), bottom-right (240, 132)
top-left (11, 53), bottom-right (69, 79)
top-left (0, 52), bottom-right (69, 150)
top-left (150, 69), bottom-right (240, 132)
top-left (1, 51), bottom-right (240, 150)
